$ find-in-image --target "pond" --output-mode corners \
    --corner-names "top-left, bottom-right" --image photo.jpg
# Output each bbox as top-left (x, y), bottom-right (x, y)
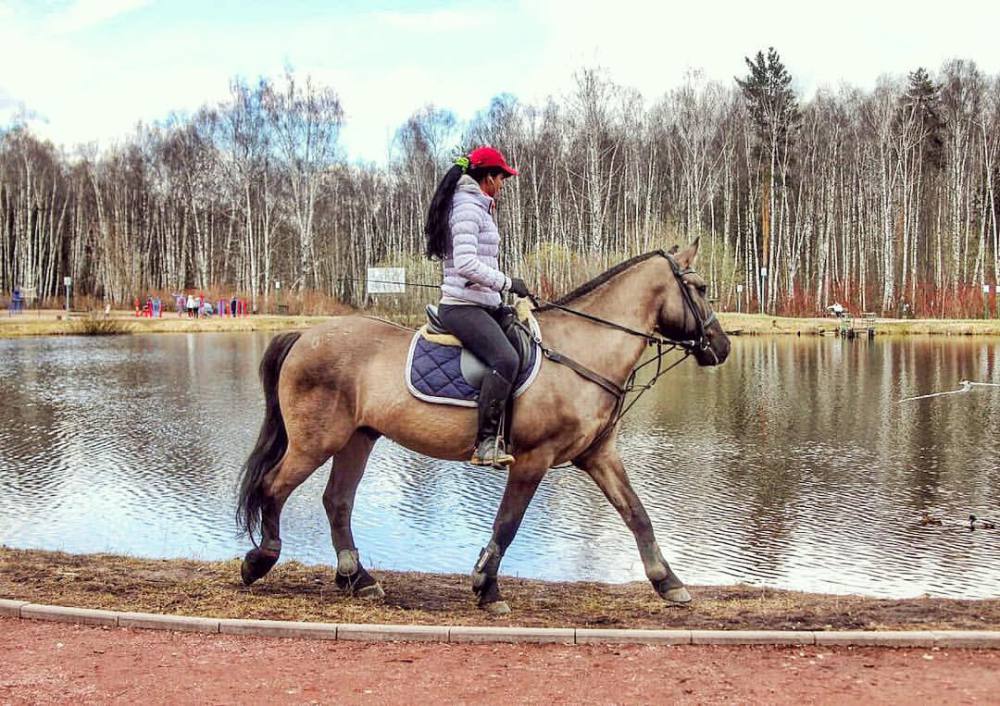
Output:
top-left (0, 332), bottom-right (998, 599)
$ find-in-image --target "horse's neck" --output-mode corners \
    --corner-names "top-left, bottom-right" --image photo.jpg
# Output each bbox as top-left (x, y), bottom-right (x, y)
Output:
top-left (541, 259), bottom-right (667, 385)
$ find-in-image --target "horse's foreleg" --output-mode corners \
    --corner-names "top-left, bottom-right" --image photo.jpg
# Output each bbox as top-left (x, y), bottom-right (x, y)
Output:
top-left (322, 429), bottom-right (383, 598)
top-left (577, 447), bottom-right (691, 604)
top-left (472, 467), bottom-right (545, 614)
top-left (241, 446), bottom-right (328, 585)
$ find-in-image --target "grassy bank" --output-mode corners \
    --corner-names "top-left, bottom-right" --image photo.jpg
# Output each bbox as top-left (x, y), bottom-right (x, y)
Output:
top-left (718, 312), bottom-right (1000, 336)
top-left (6, 310), bottom-right (1000, 339)
top-left (0, 311), bottom-right (325, 338)
top-left (1, 547), bottom-right (996, 631)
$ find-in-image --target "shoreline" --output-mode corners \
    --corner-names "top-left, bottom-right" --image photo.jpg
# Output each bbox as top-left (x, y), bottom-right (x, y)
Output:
top-left (2, 547), bottom-right (997, 632)
top-left (6, 309), bottom-right (1000, 338)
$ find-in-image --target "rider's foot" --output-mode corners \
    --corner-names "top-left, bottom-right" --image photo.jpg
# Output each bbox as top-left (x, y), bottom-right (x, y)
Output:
top-left (470, 436), bottom-right (515, 468)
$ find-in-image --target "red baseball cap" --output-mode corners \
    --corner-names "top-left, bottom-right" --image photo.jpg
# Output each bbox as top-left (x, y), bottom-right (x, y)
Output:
top-left (468, 146), bottom-right (518, 176)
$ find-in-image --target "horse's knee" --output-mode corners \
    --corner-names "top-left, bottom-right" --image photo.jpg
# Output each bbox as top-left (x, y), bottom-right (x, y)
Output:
top-left (324, 496), bottom-right (353, 531)
top-left (322, 490), bottom-right (342, 514)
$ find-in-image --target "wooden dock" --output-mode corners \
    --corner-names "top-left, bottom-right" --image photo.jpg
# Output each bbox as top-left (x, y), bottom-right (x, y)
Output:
top-left (838, 312), bottom-right (877, 339)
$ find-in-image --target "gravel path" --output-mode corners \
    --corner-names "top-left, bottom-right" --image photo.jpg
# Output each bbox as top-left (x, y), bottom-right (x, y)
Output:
top-left (2, 617), bottom-right (998, 704)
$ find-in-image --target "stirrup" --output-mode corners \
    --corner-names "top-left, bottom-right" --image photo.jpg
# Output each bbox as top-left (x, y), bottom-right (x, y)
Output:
top-left (470, 436), bottom-right (515, 468)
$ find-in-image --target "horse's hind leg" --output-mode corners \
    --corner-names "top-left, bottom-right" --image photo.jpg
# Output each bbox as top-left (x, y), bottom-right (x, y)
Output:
top-left (472, 465), bottom-right (546, 614)
top-left (241, 445), bottom-right (329, 585)
top-left (322, 429), bottom-right (383, 598)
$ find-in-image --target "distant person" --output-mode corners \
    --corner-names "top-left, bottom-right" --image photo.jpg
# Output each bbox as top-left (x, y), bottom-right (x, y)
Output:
top-left (230, 296), bottom-right (238, 318)
top-left (186, 294), bottom-right (196, 318)
top-left (10, 287), bottom-right (23, 315)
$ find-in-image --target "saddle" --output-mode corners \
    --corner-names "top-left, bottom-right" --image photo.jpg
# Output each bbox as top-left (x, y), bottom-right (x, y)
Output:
top-left (405, 299), bottom-right (542, 408)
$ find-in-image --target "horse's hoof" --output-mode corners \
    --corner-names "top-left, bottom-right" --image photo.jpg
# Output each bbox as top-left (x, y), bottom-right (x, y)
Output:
top-left (241, 548), bottom-right (279, 586)
top-left (240, 559), bottom-right (257, 586)
top-left (661, 586), bottom-right (692, 604)
top-left (356, 582), bottom-right (385, 600)
top-left (480, 600), bottom-right (511, 615)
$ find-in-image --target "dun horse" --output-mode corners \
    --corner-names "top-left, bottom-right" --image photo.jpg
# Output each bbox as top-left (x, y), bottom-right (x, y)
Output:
top-left (237, 240), bottom-right (730, 613)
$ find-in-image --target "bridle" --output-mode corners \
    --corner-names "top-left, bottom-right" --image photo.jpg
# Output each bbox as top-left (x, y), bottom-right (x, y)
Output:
top-left (665, 252), bottom-right (719, 363)
top-left (522, 250), bottom-right (721, 449)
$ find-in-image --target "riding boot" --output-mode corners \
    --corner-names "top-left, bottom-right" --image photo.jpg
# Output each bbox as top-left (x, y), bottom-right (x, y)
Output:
top-left (471, 369), bottom-right (516, 468)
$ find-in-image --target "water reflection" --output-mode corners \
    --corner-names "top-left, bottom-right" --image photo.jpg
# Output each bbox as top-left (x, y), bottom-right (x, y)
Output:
top-left (0, 333), bottom-right (998, 598)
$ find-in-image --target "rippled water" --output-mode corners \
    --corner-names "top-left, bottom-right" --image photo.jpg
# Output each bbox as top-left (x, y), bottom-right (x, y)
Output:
top-left (1, 332), bottom-right (998, 599)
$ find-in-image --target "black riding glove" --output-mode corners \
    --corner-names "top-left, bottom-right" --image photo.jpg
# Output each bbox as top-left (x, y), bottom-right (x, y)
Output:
top-left (507, 277), bottom-right (531, 298)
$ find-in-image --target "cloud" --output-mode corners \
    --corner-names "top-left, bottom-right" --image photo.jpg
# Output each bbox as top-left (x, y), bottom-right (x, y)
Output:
top-left (0, 86), bottom-right (17, 111)
top-left (2, 0), bottom-right (1000, 162)
top-left (48, 0), bottom-right (151, 34)
top-left (374, 8), bottom-right (485, 33)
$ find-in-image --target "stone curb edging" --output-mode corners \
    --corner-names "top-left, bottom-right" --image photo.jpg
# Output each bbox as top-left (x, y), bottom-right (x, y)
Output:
top-left (2, 599), bottom-right (998, 648)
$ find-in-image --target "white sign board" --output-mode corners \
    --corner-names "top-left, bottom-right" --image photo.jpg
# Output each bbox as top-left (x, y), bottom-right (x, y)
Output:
top-left (63, 276), bottom-right (72, 287)
top-left (759, 267), bottom-right (768, 278)
top-left (366, 267), bottom-right (406, 295)
top-left (736, 284), bottom-right (744, 293)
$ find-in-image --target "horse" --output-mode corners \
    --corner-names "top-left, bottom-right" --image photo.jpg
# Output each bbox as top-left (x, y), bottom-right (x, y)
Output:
top-left (237, 239), bottom-right (730, 613)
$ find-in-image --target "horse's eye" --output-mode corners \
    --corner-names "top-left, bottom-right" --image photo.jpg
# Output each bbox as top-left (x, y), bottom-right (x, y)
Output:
top-left (698, 285), bottom-right (708, 295)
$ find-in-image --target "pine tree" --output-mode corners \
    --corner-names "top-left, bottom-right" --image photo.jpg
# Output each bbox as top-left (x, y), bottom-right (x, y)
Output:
top-left (899, 67), bottom-right (946, 169)
top-left (736, 47), bottom-right (800, 158)
top-left (736, 47), bottom-right (800, 311)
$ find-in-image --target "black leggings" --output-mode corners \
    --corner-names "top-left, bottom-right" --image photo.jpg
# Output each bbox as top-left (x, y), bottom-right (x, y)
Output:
top-left (437, 304), bottom-right (519, 382)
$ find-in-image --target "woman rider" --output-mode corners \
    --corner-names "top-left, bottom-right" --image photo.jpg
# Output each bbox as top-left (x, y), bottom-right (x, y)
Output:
top-left (424, 146), bottom-right (531, 468)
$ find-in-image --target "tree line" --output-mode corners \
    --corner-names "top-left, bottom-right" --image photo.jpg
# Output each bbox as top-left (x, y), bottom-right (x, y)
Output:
top-left (2, 51), bottom-right (999, 317)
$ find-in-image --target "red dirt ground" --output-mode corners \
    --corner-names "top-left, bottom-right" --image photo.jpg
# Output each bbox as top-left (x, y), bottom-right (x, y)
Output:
top-left (1, 618), bottom-right (998, 704)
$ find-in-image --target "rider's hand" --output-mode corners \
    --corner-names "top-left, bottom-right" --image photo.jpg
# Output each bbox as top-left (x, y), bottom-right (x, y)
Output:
top-left (507, 277), bottom-right (531, 298)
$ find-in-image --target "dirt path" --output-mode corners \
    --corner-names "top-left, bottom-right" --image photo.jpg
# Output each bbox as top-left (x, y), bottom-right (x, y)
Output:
top-left (4, 549), bottom-right (999, 632)
top-left (2, 618), bottom-right (998, 705)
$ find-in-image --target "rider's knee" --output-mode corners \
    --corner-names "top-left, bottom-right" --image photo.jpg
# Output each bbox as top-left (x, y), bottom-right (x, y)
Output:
top-left (494, 352), bottom-right (518, 381)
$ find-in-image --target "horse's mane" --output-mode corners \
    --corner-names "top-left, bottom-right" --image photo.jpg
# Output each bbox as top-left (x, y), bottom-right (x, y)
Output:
top-left (537, 250), bottom-right (666, 310)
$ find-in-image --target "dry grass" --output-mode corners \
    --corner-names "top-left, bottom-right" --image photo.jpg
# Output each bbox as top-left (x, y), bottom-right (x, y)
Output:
top-left (1, 547), bottom-right (997, 631)
top-left (0, 311), bottom-right (336, 338)
top-left (70, 315), bottom-right (131, 336)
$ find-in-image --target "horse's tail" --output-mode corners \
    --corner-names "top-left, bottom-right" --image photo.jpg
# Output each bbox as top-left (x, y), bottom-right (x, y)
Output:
top-left (236, 331), bottom-right (302, 542)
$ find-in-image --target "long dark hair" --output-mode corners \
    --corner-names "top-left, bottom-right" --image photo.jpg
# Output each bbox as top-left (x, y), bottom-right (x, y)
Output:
top-left (424, 164), bottom-right (506, 260)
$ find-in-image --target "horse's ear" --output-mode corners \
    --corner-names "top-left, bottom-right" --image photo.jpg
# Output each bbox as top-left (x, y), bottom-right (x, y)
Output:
top-left (675, 237), bottom-right (700, 268)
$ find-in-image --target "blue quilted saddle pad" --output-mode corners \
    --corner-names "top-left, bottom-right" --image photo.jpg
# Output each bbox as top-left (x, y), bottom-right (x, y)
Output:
top-left (405, 333), bottom-right (541, 408)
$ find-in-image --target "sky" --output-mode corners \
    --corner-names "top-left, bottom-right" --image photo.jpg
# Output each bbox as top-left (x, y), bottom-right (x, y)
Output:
top-left (1, 0), bottom-right (999, 163)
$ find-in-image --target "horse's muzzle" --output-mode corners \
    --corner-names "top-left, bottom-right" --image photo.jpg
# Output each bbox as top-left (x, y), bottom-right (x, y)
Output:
top-left (694, 328), bottom-right (730, 366)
